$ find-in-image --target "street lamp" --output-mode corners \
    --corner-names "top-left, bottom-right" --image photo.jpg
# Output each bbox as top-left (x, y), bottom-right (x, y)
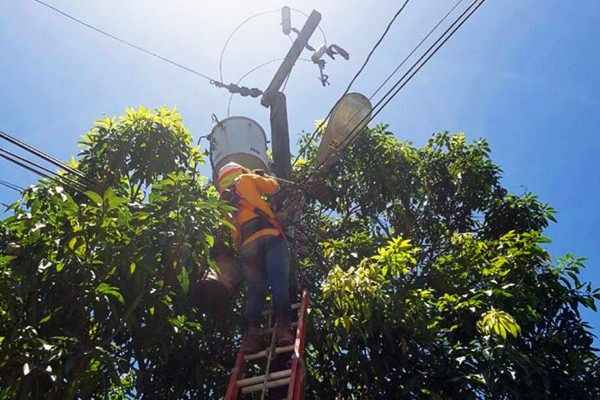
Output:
top-left (315, 92), bottom-right (373, 170)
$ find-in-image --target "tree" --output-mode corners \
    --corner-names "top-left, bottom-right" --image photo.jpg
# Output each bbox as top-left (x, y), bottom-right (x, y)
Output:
top-left (296, 126), bottom-right (600, 399)
top-left (0, 107), bottom-right (239, 399)
top-left (0, 108), bottom-right (598, 399)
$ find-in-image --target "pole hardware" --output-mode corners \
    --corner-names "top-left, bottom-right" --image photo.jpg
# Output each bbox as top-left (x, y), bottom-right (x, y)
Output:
top-left (212, 81), bottom-right (263, 98)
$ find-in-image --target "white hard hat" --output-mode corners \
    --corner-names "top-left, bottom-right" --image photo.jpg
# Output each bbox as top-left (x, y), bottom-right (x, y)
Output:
top-left (217, 162), bottom-right (244, 191)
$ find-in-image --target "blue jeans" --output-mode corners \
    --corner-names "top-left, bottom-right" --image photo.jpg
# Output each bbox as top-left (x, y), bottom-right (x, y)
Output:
top-left (241, 234), bottom-right (290, 324)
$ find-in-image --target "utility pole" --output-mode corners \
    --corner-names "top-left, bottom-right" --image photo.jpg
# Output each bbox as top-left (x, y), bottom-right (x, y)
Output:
top-left (261, 10), bottom-right (322, 179)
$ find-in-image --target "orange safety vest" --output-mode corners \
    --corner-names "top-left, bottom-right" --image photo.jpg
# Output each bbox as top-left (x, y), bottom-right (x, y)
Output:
top-left (224, 174), bottom-right (285, 248)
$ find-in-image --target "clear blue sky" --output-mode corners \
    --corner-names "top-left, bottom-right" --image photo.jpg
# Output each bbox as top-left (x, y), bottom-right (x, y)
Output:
top-left (1, 1), bottom-right (599, 335)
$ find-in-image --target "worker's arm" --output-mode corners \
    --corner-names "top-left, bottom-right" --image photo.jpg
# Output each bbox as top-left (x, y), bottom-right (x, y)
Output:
top-left (250, 174), bottom-right (280, 196)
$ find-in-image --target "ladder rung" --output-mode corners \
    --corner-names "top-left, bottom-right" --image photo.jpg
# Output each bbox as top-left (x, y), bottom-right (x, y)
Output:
top-left (241, 377), bottom-right (291, 394)
top-left (236, 369), bottom-right (291, 388)
top-left (244, 344), bottom-right (295, 361)
top-left (259, 322), bottom-right (299, 335)
top-left (262, 302), bottom-right (301, 316)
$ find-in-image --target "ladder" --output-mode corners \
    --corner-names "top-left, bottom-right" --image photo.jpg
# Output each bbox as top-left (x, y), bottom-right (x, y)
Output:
top-left (224, 290), bottom-right (310, 400)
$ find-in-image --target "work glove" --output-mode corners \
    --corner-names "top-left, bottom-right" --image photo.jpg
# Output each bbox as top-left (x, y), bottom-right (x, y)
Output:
top-left (220, 188), bottom-right (236, 204)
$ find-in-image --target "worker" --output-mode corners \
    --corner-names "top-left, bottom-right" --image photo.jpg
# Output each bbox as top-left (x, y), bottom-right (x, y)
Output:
top-left (217, 162), bottom-right (294, 355)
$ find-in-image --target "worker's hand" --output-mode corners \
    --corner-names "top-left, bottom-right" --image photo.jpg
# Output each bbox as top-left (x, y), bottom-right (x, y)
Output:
top-left (220, 188), bottom-right (235, 203)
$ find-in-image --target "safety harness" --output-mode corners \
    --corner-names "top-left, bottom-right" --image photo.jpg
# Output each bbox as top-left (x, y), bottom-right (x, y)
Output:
top-left (222, 182), bottom-right (286, 248)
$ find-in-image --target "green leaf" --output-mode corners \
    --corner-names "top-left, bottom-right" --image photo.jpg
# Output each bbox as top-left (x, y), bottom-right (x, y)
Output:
top-left (206, 234), bottom-right (215, 247)
top-left (84, 190), bottom-right (103, 205)
top-left (178, 270), bottom-right (190, 295)
top-left (96, 283), bottom-right (124, 304)
top-left (477, 309), bottom-right (521, 339)
top-left (0, 255), bottom-right (16, 265)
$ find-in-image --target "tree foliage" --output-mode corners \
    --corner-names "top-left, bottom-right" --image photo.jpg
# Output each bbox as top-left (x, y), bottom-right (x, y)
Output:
top-left (0, 107), bottom-right (239, 399)
top-left (0, 109), bottom-right (599, 399)
top-left (297, 126), bottom-right (600, 399)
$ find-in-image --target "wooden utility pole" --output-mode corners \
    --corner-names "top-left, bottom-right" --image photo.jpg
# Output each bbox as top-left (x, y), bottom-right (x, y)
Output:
top-left (268, 92), bottom-right (291, 179)
top-left (261, 10), bottom-right (322, 179)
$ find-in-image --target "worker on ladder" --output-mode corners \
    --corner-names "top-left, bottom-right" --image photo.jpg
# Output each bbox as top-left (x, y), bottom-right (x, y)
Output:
top-left (217, 162), bottom-right (295, 355)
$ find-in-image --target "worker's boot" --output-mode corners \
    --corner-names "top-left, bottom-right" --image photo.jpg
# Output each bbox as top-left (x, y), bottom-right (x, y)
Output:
top-left (275, 311), bottom-right (295, 348)
top-left (243, 323), bottom-right (261, 355)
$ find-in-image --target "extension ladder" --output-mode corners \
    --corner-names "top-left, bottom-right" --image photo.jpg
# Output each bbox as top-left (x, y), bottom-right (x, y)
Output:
top-left (224, 290), bottom-right (310, 400)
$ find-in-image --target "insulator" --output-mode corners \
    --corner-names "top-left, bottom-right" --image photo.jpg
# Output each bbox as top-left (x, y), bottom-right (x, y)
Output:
top-left (239, 87), bottom-right (250, 97)
top-left (249, 88), bottom-right (262, 98)
top-left (311, 44), bottom-right (327, 63)
top-left (281, 6), bottom-right (291, 35)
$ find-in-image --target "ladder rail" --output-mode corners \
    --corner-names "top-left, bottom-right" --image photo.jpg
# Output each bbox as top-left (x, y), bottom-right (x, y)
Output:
top-left (287, 290), bottom-right (310, 400)
top-left (224, 291), bottom-right (310, 400)
top-left (259, 313), bottom-right (277, 400)
top-left (224, 337), bottom-right (247, 400)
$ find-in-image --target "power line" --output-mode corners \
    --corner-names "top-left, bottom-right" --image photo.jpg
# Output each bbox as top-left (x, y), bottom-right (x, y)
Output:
top-left (295, 0), bottom-right (487, 192)
top-left (227, 57), bottom-right (312, 116)
top-left (32, 0), bottom-right (218, 83)
top-left (343, 0), bottom-right (411, 95)
top-left (218, 8), bottom-right (328, 83)
top-left (0, 147), bottom-right (86, 191)
top-left (0, 179), bottom-right (23, 193)
top-left (368, 0), bottom-right (486, 127)
top-left (290, 0), bottom-right (412, 169)
top-left (290, 7), bottom-right (328, 46)
top-left (0, 130), bottom-right (98, 186)
top-left (0, 147), bottom-right (86, 193)
top-left (219, 9), bottom-right (279, 83)
top-left (370, 0), bottom-right (466, 100)
top-left (299, 0), bottom-right (486, 203)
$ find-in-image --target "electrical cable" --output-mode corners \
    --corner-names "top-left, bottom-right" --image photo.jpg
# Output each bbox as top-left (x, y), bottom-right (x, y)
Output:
top-left (281, 0), bottom-right (486, 211)
top-left (368, 0), bottom-right (485, 125)
top-left (32, 0), bottom-right (218, 83)
top-left (226, 57), bottom-right (312, 116)
top-left (290, 0), bottom-right (411, 169)
top-left (0, 148), bottom-right (86, 193)
top-left (218, 7), bottom-right (327, 82)
top-left (369, 0), bottom-right (466, 100)
top-left (0, 151), bottom-right (79, 192)
top-left (0, 179), bottom-right (23, 193)
top-left (302, 0), bottom-right (480, 182)
top-left (306, 0), bottom-right (486, 184)
top-left (289, 7), bottom-right (328, 46)
top-left (0, 147), bottom-right (86, 191)
top-left (281, 66), bottom-right (293, 93)
top-left (218, 9), bottom-right (279, 83)
top-left (0, 130), bottom-right (97, 186)
top-left (342, 0), bottom-right (411, 95)
top-left (227, 58), bottom-right (283, 116)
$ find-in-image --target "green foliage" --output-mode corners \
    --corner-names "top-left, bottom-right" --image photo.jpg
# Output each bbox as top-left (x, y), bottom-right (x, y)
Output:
top-left (295, 126), bottom-right (600, 399)
top-left (0, 107), bottom-right (238, 399)
top-left (477, 308), bottom-right (522, 339)
top-left (0, 110), bottom-right (598, 399)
